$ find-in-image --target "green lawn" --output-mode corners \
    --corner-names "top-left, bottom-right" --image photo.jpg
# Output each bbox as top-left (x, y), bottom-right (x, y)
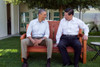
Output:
top-left (87, 37), bottom-right (100, 50)
top-left (0, 36), bottom-right (100, 67)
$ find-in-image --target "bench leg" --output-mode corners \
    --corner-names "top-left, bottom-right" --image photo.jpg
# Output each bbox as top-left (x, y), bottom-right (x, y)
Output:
top-left (21, 52), bottom-right (24, 62)
top-left (79, 53), bottom-right (83, 63)
top-left (83, 52), bottom-right (86, 64)
top-left (83, 40), bottom-right (87, 64)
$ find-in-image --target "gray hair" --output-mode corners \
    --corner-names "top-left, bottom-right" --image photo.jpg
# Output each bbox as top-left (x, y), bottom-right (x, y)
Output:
top-left (38, 9), bottom-right (46, 15)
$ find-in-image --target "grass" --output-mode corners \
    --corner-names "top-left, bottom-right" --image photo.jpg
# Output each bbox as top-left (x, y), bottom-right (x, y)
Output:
top-left (87, 37), bottom-right (100, 50)
top-left (0, 36), bottom-right (100, 67)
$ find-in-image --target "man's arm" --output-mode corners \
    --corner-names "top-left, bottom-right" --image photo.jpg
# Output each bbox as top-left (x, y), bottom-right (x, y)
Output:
top-left (54, 21), bottom-right (63, 47)
top-left (78, 20), bottom-right (89, 40)
top-left (44, 22), bottom-right (50, 38)
top-left (26, 21), bottom-right (38, 46)
top-left (35, 22), bottom-right (49, 44)
top-left (56, 21), bottom-right (63, 45)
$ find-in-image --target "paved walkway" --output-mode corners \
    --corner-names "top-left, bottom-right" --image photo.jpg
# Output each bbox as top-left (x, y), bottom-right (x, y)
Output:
top-left (0, 34), bottom-right (20, 40)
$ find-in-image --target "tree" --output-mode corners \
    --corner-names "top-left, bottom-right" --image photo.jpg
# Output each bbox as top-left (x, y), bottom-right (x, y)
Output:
top-left (4, 0), bottom-right (100, 20)
top-left (4, 0), bottom-right (21, 5)
top-left (20, 0), bottom-right (74, 20)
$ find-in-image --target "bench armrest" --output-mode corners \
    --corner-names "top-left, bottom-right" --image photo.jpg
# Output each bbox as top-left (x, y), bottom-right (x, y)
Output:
top-left (20, 33), bottom-right (26, 40)
top-left (82, 39), bottom-right (87, 64)
top-left (83, 40), bottom-right (87, 51)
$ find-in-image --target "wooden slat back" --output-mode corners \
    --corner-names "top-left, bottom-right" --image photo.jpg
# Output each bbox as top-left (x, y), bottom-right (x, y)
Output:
top-left (26, 24), bottom-right (29, 32)
top-left (26, 21), bottom-right (83, 44)
top-left (48, 21), bottom-right (60, 41)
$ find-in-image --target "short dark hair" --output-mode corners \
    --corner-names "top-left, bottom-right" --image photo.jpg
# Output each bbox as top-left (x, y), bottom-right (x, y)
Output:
top-left (65, 8), bottom-right (74, 15)
top-left (38, 9), bottom-right (46, 15)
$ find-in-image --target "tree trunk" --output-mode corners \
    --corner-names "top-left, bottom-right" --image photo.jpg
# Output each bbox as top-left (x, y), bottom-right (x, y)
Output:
top-left (59, 6), bottom-right (63, 20)
top-left (79, 5), bottom-right (82, 20)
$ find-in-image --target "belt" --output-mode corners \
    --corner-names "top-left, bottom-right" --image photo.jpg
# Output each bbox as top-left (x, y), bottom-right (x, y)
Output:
top-left (32, 37), bottom-right (43, 39)
top-left (62, 34), bottom-right (77, 37)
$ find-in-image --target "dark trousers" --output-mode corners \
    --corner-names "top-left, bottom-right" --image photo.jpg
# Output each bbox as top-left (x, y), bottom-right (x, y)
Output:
top-left (58, 35), bottom-right (81, 65)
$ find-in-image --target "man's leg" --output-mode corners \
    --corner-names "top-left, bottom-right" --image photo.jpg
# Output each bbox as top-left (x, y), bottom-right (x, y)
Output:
top-left (45, 38), bottom-right (53, 59)
top-left (45, 38), bottom-right (53, 67)
top-left (21, 38), bottom-right (33, 67)
top-left (71, 39), bottom-right (81, 67)
top-left (57, 38), bottom-right (71, 66)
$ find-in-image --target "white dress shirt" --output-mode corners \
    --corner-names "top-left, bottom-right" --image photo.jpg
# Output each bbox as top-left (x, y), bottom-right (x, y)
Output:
top-left (56, 17), bottom-right (89, 44)
top-left (27, 18), bottom-right (49, 38)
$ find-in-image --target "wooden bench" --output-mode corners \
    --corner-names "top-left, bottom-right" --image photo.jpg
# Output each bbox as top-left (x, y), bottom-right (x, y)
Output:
top-left (20, 21), bottom-right (87, 64)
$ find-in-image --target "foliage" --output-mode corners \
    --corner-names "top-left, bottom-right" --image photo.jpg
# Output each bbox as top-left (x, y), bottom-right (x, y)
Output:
top-left (4, 0), bottom-right (100, 20)
top-left (6, 0), bottom-right (100, 10)
top-left (4, 0), bottom-right (21, 5)
top-left (89, 32), bottom-right (100, 36)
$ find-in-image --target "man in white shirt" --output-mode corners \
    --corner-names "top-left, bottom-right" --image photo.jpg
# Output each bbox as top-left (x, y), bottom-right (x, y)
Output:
top-left (56, 8), bottom-right (89, 67)
top-left (21, 9), bottom-right (53, 67)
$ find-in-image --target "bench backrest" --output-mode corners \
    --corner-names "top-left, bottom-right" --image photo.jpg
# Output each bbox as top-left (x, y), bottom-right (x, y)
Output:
top-left (26, 21), bottom-right (82, 42)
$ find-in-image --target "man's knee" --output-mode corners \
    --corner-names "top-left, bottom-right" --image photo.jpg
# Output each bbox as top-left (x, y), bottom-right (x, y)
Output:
top-left (45, 38), bottom-right (53, 47)
top-left (77, 42), bottom-right (81, 48)
top-left (57, 42), bottom-right (65, 48)
top-left (21, 38), bottom-right (29, 45)
top-left (46, 38), bottom-right (52, 42)
top-left (45, 38), bottom-right (53, 45)
top-left (21, 39), bottom-right (25, 44)
top-left (74, 42), bottom-right (81, 50)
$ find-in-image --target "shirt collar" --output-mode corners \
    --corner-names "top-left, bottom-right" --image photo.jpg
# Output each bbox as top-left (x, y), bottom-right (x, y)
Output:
top-left (72, 17), bottom-right (75, 21)
top-left (37, 18), bottom-right (45, 23)
top-left (64, 16), bottom-right (75, 22)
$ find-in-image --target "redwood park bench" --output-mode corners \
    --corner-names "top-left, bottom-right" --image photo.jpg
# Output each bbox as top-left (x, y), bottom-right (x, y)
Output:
top-left (20, 21), bottom-right (87, 64)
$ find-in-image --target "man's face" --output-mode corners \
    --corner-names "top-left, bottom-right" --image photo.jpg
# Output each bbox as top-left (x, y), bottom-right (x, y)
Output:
top-left (39, 11), bottom-right (47, 20)
top-left (64, 12), bottom-right (72, 21)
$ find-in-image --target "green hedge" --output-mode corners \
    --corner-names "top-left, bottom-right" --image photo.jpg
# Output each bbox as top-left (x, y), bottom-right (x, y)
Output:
top-left (89, 32), bottom-right (100, 36)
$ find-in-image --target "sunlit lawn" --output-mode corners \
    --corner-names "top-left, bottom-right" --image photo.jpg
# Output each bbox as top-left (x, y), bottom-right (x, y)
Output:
top-left (0, 36), bottom-right (100, 67)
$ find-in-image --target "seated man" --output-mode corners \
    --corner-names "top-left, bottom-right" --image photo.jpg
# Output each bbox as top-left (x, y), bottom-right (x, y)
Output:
top-left (56, 8), bottom-right (89, 67)
top-left (21, 9), bottom-right (53, 67)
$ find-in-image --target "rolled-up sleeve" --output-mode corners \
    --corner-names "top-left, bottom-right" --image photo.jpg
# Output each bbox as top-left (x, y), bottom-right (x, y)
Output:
top-left (56, 21), bottom-right (63, 44)
top-left (78, 20), bottom-right (89, 36)
top-left (44, 22), bottom-right (50, 38)
top-left (26, 21), bottom-right (32, 37)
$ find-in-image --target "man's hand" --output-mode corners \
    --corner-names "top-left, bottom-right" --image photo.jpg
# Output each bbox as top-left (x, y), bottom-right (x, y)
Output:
top-left (35, 39), bottom-right (43, 44)
top-left (54, 44), bottom-right (58, 47)
top-left (31, 39), bottom-right (39, 46)
top-left (31, 39), bottom-right (35, 44)
top-left (28, 37), bottom-right (36, 44)
top-left (83, 35), bottom-right (88, 40)
top-left (28, 37), bottom-right (39, 46)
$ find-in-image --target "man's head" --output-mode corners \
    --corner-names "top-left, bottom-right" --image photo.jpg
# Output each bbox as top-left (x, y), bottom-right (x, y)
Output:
top-left (38, 9), bottom-right (47, 21)
top-left (64, 8), bottom-right (74, 21)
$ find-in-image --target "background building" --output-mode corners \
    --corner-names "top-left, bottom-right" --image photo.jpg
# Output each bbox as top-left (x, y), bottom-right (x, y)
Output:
top-left (0, 0), bottom-right (100, 38)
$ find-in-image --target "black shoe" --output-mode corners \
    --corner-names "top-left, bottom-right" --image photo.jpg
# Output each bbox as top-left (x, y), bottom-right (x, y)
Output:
top-left (63, 62), bottom-right (73, 67)
top-left (74, 64), bottom-right (79, 67)
top-left (22, 63), bottom-right (28, 67)
top-left (46, 58), bottom-right (51, 67)
top-left (46, 62), bottom-right (50, 67)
